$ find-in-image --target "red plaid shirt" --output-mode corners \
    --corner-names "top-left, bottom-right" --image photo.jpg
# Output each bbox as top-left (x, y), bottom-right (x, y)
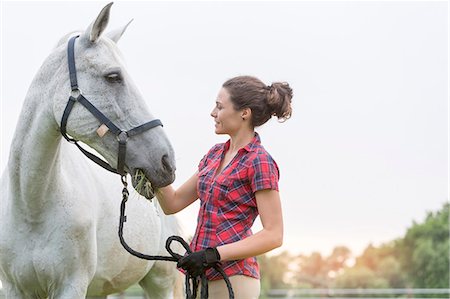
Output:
top-left (191, 133), bottom-right (279, 280)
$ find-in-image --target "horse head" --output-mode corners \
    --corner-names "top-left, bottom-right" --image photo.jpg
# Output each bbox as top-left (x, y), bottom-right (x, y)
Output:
top-left (53, 3), bottom-right (176, 198)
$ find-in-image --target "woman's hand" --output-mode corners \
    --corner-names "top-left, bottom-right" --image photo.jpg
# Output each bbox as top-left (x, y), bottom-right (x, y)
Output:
top-left (177, 247), bottom-right (221, 277)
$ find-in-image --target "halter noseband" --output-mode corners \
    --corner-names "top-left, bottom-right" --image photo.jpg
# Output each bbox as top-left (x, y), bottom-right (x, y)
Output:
top-left (60, 35), bottom-right (162, 176)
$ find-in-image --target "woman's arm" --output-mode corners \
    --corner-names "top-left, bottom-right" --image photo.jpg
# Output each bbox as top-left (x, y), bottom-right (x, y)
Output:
top-left (217, 189), bottom-right (283, 261)
top-left (156, 172), bottom-right (199, 215)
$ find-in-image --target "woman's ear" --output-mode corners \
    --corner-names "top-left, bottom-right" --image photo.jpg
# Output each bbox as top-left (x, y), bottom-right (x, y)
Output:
top-left (242, 108), bottom-right (252, 121)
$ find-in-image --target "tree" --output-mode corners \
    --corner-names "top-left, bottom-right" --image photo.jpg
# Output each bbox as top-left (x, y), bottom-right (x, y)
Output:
top-left (260, 202), bottom-right (449, 290)
top-left (295, 252), bottom-right (328, 287)
top-left (334, 266), bottom-right (389, 288)
top-left (334, 202), bottom-right (449, 288)
top-left (292, 246), bottom-right (351, 287)
top-left (334, 242), bottom-right (405, 288)
top-left (398, 202), bottom-right (449, 287)
top-left (375, 255), bottom-right (406, 288)
top-left (259, 251), bottom-right (292, 293)
top-left (326, 246), bottom-right (351, 274)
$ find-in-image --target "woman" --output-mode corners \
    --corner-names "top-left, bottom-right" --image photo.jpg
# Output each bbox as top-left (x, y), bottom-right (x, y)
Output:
top-left (158, 75), bottom-right (293, 298)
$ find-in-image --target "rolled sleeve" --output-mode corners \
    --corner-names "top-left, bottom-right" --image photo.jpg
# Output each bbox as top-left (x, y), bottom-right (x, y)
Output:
top-left (249, 153), bottom-right (280, 193)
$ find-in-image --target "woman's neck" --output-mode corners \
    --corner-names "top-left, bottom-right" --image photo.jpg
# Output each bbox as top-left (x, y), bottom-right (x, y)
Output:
top-left (228, 128), bottom-right (255, 153)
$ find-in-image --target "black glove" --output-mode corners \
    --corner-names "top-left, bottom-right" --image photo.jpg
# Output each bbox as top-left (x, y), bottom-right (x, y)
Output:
top-left (177, 247), bottom-right (221, 277)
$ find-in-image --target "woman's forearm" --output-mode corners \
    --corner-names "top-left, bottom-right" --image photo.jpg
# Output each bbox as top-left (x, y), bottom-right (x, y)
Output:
top-left (156, 172), bottom-right (199, 215)
top-left (156, 185), bottom-right (178, 215)
top-left (217, 227), bottom-right (283, 261)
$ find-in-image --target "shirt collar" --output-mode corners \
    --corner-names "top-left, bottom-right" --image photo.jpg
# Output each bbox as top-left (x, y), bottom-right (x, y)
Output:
top-left (223, 132), bottom-right (261, 153)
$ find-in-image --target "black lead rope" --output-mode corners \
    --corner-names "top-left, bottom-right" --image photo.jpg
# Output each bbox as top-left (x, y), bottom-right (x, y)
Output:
top-left (118, 176), bottom-right (235, 299)
top-left (62, 35), bottom-right (234, 299)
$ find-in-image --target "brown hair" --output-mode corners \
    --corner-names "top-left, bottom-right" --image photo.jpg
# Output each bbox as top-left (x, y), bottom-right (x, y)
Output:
top-left (222, 76), bottom-right (293, 127)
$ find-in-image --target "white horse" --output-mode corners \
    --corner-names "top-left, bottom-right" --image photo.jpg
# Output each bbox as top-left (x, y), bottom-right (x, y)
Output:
top-left (0, 3), bottom-right (183, 298)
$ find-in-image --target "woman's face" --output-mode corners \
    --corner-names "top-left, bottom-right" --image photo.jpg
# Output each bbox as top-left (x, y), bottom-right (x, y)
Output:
top-left (210, 88), bottom-right (244, 135)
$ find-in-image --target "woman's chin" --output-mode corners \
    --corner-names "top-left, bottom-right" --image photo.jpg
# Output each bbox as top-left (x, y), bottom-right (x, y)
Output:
top-left (214, 124), bottom-right (228, 135)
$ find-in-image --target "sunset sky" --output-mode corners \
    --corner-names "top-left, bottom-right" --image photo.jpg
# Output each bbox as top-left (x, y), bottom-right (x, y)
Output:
top-left (1, 0), bottom-right (448, 259)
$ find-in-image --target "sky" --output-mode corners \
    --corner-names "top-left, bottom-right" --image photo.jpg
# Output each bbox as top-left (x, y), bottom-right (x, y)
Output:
top-left (1, 0), bottom-right (448, 259)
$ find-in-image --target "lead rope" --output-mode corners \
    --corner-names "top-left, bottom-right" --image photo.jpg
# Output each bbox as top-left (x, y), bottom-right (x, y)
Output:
top-left (118, 175), bottom-right (234, 299)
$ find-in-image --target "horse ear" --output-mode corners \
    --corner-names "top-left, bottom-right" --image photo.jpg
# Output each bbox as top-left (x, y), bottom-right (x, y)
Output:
top-left (106, 19), bottom-right (133, 43)
top-left (83, 2), bottom-right (113, 43)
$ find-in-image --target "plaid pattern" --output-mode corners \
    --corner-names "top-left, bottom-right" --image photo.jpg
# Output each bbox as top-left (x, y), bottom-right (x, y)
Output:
top-left (191, 133), bottom-right (279, 280)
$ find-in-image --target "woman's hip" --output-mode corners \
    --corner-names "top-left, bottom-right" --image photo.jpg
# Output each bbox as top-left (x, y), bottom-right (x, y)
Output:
top-left (204, 275), bottom-right (260, 299)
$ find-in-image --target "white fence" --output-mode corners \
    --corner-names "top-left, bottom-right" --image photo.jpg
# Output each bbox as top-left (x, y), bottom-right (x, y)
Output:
top-left (266, 289), bottom-right (450, 299)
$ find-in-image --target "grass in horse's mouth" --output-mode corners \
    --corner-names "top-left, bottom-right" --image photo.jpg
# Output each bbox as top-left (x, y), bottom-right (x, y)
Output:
top-left (133, 169), bottom-right (154, 200)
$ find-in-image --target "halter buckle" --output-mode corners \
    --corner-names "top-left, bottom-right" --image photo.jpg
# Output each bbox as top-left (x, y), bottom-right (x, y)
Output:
top-left (70, 88), bottom-right (81, 99)
top-left (117, 131), bottom-right (128, 143)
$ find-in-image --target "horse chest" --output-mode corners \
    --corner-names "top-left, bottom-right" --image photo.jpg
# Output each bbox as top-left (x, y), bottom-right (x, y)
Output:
top-left (0, 228), bottom-right (76, 294)
top-left (0, 202), bottom-right (97, 268)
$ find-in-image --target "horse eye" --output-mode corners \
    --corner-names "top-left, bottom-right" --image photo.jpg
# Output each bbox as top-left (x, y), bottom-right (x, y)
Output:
top-left (105, 73), bottom-right (122, 83)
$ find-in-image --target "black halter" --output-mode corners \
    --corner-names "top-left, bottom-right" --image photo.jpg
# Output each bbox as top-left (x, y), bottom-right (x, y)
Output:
top-left (60, 35), bottom-right (162, 176)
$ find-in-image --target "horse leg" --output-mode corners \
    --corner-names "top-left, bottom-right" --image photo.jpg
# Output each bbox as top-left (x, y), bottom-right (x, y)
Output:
top-left (139, 260), bottom-right (184, 299)
top-left (2, 283), bottom-right (28, 299)
top-left (50, 283), bottom-right (89, 299)
top-left (2, 283), bottom-right (86, 299)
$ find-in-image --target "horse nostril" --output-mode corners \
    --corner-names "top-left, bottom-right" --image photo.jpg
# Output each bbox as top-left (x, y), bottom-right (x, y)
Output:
top-left (161, 154), bottom-right (173, 173)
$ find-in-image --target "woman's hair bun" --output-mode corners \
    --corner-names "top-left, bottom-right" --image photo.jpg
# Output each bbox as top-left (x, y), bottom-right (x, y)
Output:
top-left (222, 75), bottom-right (293, 127)
top-left (267, 82), bottom-right (293, 122)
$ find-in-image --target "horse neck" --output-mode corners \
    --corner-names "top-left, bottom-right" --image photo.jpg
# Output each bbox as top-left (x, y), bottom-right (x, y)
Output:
top-left (8, 55), bottom-right (66, 220)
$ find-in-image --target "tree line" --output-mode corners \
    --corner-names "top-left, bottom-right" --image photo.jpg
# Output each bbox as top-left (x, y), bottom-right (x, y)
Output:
top-left (259, 202), bottom-right (449, 291)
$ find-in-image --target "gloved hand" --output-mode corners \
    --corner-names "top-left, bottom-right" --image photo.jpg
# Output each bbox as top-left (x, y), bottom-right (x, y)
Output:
top-left (177, 247), bottom-right (221, 277)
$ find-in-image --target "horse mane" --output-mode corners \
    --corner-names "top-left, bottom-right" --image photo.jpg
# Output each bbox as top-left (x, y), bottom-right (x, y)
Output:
top-left (53, 31), bottom-right (82, 49)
